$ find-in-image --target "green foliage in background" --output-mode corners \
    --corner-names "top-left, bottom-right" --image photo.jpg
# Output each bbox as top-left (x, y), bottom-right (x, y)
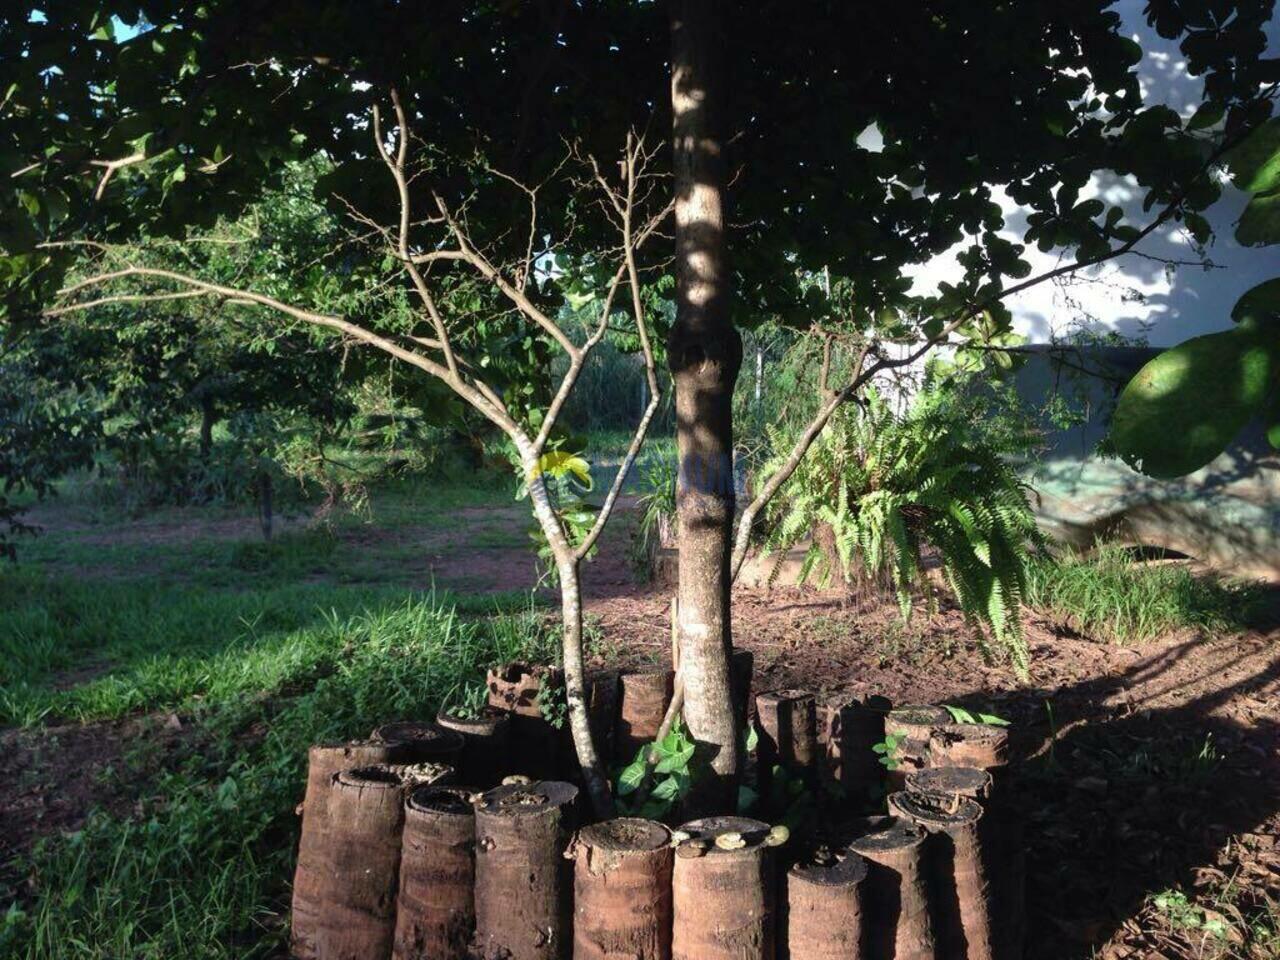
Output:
top-left (1024, 544), bottom-right (1265, 645)
top-left (758, 379), bottom-right (1046, 670)
top-left (0, 567), bottom-right (555, 959)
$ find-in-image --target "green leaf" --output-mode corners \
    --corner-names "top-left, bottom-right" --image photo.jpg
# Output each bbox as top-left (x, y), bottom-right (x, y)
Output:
top-left (1231, 279), bottom-right (1280, 327)
top-left (1110, 326), bottom-right (1280, 478)
top-left (649, 776), bottom-right (681, 802)
top-left (1187, 102), bottom-right (1224, 131)
top-left (976, 712), bottom-right (1010, 727)
top-left (654, 744), bottom-right (694, 774)
top-left (616, 759), bottom-right (648, 796)
top-left (943, 704), bottom-right (977, 724)
top-left (744, 724), bottom-right (759, 753)
top-left (1227, 118), bottom-right (1280, 197)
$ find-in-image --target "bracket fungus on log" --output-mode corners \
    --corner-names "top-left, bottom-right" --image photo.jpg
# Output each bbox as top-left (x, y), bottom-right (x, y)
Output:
top-left (473, 780), bottom-right (578, 960)
top-left (571, 818), bottom-right (674, 960)
top-left (392, 784), bottom-right (479, 960)
top-left (672, 816), bottom-right (777, 960)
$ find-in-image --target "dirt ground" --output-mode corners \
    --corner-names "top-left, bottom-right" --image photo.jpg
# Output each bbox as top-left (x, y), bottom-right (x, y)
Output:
top-left (4, 499), bottom-right (1278, 959)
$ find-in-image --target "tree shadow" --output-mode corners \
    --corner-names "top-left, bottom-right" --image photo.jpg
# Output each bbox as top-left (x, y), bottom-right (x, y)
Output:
top-left (952, 641), bottom-right (1280, 958)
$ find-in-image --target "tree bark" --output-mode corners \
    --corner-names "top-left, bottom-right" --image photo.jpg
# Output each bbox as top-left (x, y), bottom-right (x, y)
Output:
top-left (473, 781), bottom-right (578, 960)
top-left (572, 818), bottom-right (674, 960)
top-left (669, 0), bottom-right (742, 813)
top-left (848, 817), bottom-right (937, 960)
top-left (393, 785), bottom-right (477, 960)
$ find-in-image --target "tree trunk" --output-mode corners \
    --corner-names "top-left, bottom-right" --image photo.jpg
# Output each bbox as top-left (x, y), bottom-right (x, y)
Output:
top-left (521, 457), bottom-right (612, 818)
top-left (258, 468), bottom-right (274, 541)
top-left (198, 398), bottom-right (216, 461)
top-left (669, 0), bottom-right (742, 813)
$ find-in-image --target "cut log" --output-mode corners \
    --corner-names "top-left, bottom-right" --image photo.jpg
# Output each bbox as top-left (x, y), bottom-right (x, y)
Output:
top-left (783, 849), bottom-right (868, 960)
top-left (487, 663), bottom-right (565, 779)
top-left (435, 708), bottom-right (511, 789)
top-left (292, 740), bottom-right (435, 960)
top-left (617, 669), bottom-right (675, 761)
top-left (821, 697), bottom-right (885, 804)
top-left (572, 818), bottom-right (673, 960)
top-left (392, 785), bottom-right (478, 960)
top-left (672, 816), bottom-right (776, 960)
top-left (848, 816), bottom-right (936, 960)
top-left (890, 791), bottom-right (995, 960)
top-left (473, 780), bottom-right (578, 960)
top-left (927, 725), bottom-right (1010, 773)
top-left (756, 690), bottom-right (818, 806)
top-left (885, 704), bottom-right (951, 744)
top-left (586, 669), bottom-right (622, 770)
top-left (906, 766), bottom-right (993, 803)
top-left (303, 765), bottom-right (424, 960)
top-left (371, 720), bottom-right (466, 762)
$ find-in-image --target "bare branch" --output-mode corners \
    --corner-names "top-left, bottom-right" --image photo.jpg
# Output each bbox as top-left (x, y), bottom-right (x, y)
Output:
top-left (90, 151), bottom-right (146, 201)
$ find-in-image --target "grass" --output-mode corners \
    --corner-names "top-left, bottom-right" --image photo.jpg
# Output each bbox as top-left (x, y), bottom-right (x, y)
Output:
top-left (1024, 545), bottom-right (1266, 645)
top-left (0, 470), bottom-right (566, 958)
top-left (0, 577), bottom-right (558, 958)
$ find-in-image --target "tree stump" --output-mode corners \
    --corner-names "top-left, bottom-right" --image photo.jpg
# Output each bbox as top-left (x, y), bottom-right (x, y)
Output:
top-left (848, 817), bottom-right (936, 960)
top-left (572, 818), bottom-right (674, 960)
top-left (292, 740), bottom-right (442, 960)
top-left (392, 785), bottom-right (478, 960)
top-left (371, 720), bottom-right (466, 762)
top-left (886, 705), bottom-right (951, 744)
top-left (927, 725), bottom-right (1010, 773)
top-left (672, 816), bottom-right (776, 960)
top-left (435, 707), bottom-right (511, 788)
top-left (756, 689), bottom-right (818, 805)
top-left (487, 663), bottom-right (565, 779)
top-left (783, 849), bottom-right (868, 960)
top-left (616, 669), bottom-right (675, 761)
top-left (302, 765), bottom-right (424, 960)
top-left (586, 669), bottom-right (622, 770)
top-left (890, 791), bottom-right (995, 960)
top-left (473, 780), bottom-right (578, 960)
top-left (821, 697), bottom-right (885, 804)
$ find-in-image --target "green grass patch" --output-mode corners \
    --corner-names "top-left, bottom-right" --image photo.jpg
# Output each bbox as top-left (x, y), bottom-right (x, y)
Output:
top-left (0, 580), bottom-right (557, 958)
top-left (1025, 546), bottom-right (1266, 645)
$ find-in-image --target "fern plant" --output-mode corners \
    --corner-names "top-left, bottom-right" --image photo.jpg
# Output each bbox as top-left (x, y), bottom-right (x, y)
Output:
top-left (757, 383), bottom-right (1045, 671)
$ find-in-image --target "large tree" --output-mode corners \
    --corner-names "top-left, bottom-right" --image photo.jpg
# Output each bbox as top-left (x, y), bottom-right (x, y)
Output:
top-left (2, 0), bottom-right (1277, 812)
